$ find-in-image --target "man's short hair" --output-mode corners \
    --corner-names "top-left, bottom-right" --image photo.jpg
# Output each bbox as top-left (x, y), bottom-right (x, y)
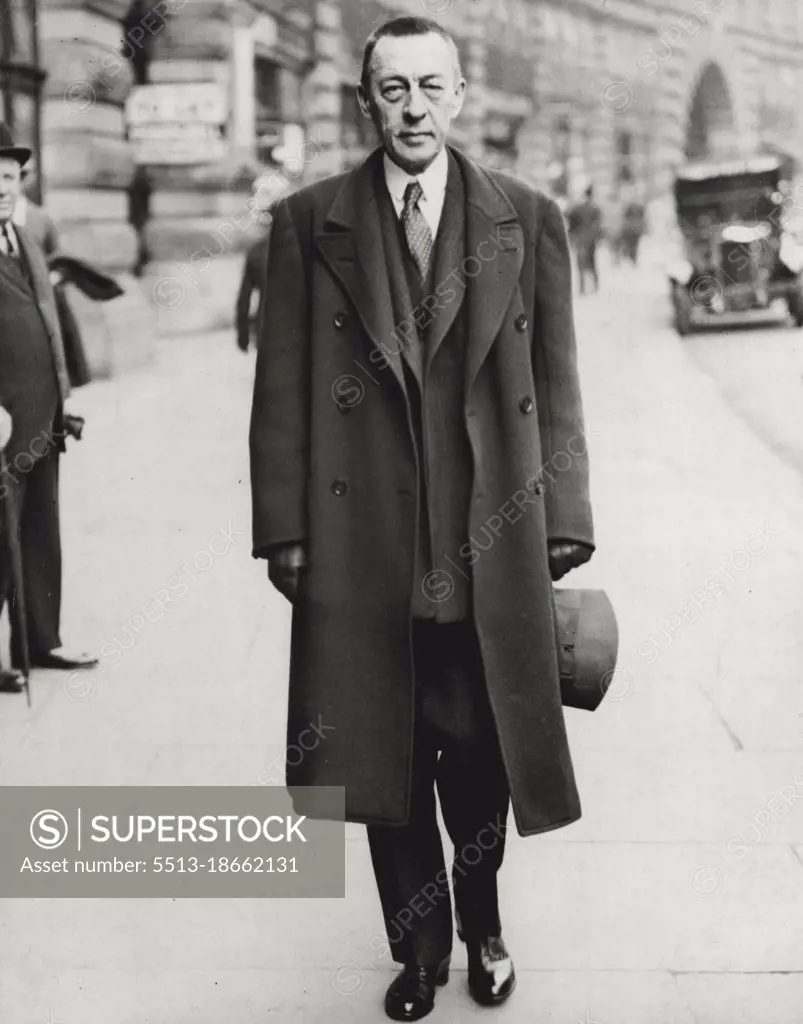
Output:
top-left (360, 16), bottom-right (462, 92)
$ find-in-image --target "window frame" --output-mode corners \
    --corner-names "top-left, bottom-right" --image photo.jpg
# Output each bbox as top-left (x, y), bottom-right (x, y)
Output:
top-left (0, 0), bottom-right (44, 202)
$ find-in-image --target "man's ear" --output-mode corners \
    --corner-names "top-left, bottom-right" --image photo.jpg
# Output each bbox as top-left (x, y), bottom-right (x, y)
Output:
top-left (449, 77), bottom-right (467, 120)
top-left (357, 83), bottom-right (372, 120)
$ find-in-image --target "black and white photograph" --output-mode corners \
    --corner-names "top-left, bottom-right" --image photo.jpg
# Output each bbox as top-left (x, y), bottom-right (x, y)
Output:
top-left (1, 0), bottom-right (802, 1021)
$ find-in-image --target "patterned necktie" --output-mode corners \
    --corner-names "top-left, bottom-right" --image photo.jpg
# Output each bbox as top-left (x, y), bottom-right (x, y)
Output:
top-left (0, 222), bottom-right (16, 259)
top-left (402, 180), bottom-right (433, 280)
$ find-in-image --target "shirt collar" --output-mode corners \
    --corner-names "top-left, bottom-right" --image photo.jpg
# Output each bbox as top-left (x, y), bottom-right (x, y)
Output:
top-left (383, 147), bottom-right (449, 205)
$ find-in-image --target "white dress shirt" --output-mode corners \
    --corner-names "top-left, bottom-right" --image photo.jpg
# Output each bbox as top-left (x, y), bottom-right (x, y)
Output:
top-left (383, 148), bottom-right (449, 239)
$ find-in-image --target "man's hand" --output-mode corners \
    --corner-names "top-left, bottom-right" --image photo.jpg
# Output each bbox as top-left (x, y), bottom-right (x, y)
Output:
top-left (0, 406), bottom-right (12, 452)
top-left (61, 399), bottom-right (85, 442)
top-left (548, 541), bottom-right (592, 582)
top-left (267, 543), bottom-right (307, 603)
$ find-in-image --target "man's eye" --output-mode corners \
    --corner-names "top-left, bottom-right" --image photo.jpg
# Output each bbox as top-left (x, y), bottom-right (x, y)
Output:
top-left (423, 84), bottom-right (444, 93)
top-left (382, 86), bottom-right (404, 99)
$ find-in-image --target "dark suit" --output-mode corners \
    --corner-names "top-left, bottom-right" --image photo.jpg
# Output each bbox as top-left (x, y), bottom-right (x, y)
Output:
top-left (16, 199), bottom-right (92, 387)
top-left (0, 222), bottom-right (71, 662)
top-left (361, 154), bottom-right (510, 964)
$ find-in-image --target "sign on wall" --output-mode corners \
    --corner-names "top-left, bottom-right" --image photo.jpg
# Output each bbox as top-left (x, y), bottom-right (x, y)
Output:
top-left (125, 83), bottom-right (228, 165)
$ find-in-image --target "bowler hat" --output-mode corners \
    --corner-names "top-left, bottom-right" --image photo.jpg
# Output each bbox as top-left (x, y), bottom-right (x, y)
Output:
top-left (554, 588), bottom-right (619, 711)
top-left (0, 123), bottom-right (32, 166)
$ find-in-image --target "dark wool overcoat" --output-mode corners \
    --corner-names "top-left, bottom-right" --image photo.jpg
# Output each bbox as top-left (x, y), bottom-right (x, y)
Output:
top-left (0, 224), bottom-right (70, 459)
top-left (250, 146), bottom-right (594, 837)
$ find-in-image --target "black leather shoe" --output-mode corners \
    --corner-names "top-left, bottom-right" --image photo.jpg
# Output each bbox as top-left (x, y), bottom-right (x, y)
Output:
top-left (384, 957), bottom-right (450, 1021)
top-left (30, 647), bottom-right (98, 670)
top-left (466, 935), bottom-right (516, 1006)
top-left (0, 668), bottom-right (25, 694)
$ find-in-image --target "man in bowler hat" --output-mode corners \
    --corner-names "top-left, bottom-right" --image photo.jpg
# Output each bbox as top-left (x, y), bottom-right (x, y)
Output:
top-left (250, 18), bottom-right (593, 1020)
top-left (0, 124), bottom-right (97, 692)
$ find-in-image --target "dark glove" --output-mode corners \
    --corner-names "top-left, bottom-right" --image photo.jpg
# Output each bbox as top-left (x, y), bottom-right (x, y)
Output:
top-left (53, 414), bottom-right (85, 448)
top-left (63, 414), bottom-right (85, 441)
top-left (548, 541), bottom-right (592, 582)
top-left (237, 334), bottom-right (249, 352)
top-left (267, 543), bottom-right (307, 603)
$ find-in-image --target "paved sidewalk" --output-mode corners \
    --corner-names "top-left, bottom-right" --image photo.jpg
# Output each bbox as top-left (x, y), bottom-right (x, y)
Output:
top-left (1, 265), bottom-right (803, 1023)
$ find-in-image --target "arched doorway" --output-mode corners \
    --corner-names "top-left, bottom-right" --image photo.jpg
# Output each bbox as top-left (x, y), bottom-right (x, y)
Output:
top-left (685, 62), bottom-right (739, 162)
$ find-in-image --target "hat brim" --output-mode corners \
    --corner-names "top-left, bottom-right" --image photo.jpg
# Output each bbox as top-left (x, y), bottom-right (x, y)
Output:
top-left (0, 146), bottom-right (32, 165)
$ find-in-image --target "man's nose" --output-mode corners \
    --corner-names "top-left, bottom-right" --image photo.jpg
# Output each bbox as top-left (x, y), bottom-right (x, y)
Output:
top-left (403, 87), bottom-right (427, 120)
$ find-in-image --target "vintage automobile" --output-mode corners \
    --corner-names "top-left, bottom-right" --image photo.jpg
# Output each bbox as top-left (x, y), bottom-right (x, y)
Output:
top-left (667, 155), bottom-right (803, 334)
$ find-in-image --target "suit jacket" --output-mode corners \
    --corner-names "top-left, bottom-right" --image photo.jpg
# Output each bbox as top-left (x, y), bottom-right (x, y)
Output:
top-left (250, 145), bottom-right (595, 836)
top-left (375, 151), bottom-right (473, 621)
top-left (0, 224), bottom-right (71, 459)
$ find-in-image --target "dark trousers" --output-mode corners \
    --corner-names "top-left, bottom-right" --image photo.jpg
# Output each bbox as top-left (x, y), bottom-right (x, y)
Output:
top-left (576, 242), bottom-right (599, 294)
top-left (0, 445), bottom-right (62, 664)
top-left (367, 620), bottom-right (510, 967)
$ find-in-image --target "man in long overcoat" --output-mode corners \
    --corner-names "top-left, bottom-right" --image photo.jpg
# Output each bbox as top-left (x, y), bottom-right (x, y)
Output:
top-left (0, 124), bottom-right (97, 686)
top-left (250, 17), bottom-right (593, 1021)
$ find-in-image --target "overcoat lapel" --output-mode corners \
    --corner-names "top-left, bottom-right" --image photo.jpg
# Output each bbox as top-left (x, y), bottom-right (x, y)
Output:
top-left (15, 228), bottom-right (71, 402)
top-left (452, 149), bottom-right (524, 391)
top-left (16, 230), bottom-right (59, 343)
top-left (314, 146), bottom-right (524, 394)
top-left (315, 150), bottom-right (406, 392)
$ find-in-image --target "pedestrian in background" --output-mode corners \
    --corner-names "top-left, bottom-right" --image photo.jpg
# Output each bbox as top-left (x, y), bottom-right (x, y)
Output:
top-left (250, 16), bottom-right (593, 1021)
top-left (235, 171), bottom-right (290, 352)
top-left (0, 123), bottom-right (97, 690)
top-left (568, 184), bottom-right (604, 294)
top-left (617, 185), bottom-right (647, 265)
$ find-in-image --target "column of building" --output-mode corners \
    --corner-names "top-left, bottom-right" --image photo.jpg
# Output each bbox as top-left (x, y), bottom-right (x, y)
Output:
top-left (305, 0), bottom-right (343, 183)
top-left (38, 0), bottom-right (154, 376)
top-left (139, 0), bottom-right (243, 333)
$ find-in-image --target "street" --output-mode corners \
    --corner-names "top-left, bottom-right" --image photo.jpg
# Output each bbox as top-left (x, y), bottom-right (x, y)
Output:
top-left (2, 251), bottom-right (803, 1023)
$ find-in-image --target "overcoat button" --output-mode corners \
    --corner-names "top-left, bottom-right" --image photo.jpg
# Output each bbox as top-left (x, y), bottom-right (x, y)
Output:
top-left (519, 396), bottom-right (534, 414)
top-left (333, 312), bottom-right (348, 330)
top-left (331, 479), bottom-right (347, 496)
top-left (515, 314), bottom-right (528, 332)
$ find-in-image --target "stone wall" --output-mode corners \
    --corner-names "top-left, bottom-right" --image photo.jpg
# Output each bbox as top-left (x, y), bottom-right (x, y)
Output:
top-left (38, 0), bottom-right (155, 377)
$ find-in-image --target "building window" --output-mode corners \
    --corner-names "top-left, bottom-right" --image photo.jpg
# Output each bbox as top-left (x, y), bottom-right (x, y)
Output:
top-left (255, 56), bottom-right (282, 122)
top-left (616, 129), bottom-right (634, 186)
top-left (254, 55), bottom-right (305, 163)
top-left (0, 0), bottom-right (43, 199)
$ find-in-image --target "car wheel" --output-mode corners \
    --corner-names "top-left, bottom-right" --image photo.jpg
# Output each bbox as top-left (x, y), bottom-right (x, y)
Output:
top-left (788, 279), bottom-right (803, 327)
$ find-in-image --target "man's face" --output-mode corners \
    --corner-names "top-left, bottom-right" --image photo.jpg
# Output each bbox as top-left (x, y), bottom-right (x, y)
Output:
top-left (0, 158), bottom-right (22, 224)
top-left (358, 32), bottom-right (466, 174)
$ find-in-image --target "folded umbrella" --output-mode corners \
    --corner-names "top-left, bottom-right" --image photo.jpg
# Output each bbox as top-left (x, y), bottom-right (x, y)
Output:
top-left (48, 255), bottom-right (124, 302)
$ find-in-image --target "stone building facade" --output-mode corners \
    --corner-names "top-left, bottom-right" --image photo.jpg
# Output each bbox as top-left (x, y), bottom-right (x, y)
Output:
top-left (2, 0), bottom-right (803, 354)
